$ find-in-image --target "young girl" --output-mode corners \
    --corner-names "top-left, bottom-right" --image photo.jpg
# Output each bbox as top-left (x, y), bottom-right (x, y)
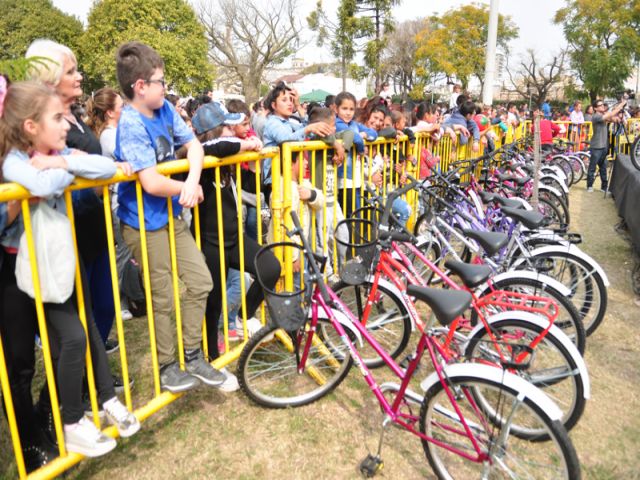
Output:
top-left (334, 91), bottom-right (378, 218)
top-left (188, 103), bottom-right (281, 381)
top-left (0, 82), bottom-right (139, 459)
top-left (262, 82), bottom-right (333, 200)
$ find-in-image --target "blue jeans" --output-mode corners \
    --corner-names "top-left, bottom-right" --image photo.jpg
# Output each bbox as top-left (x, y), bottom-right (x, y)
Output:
top-left (245, 207), bottom-right (258, 241)
top-left (587, 148), bottom-right (608, 190)
top-left (219, 269), bottom-right (242, 328)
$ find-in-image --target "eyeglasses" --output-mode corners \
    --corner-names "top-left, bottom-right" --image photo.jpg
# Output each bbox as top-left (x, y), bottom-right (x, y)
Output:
top-left (131, 78), bottom-right (166, 89)
top-left (596, 103), bottom-right (604, 107)
top-left (146, 78), bottom-right (166, 88)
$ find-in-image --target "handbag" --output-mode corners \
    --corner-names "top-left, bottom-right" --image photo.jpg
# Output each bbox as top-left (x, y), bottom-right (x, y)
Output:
top-left (15, 201), bottom-right (76, 303)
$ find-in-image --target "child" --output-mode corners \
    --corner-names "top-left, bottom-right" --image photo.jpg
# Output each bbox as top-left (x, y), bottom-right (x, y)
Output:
top-left (262, 82), bottom-right (333, 200)
top-left (305, 107), bottom-right (349, 270)
top-left (334, 91), bottom-right (378, 217)
top-left (189, 102), bottom-right (281, 368)
top-left (267, 150), bottom-right (324, 281)
top-left (0, 81), bottom-right (139, 458)
top-left (113, 41), bottom-right (224, 393)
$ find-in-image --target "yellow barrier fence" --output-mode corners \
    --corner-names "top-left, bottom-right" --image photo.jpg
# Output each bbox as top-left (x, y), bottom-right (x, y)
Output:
top-left (0, 123), bottom-right (525, 479)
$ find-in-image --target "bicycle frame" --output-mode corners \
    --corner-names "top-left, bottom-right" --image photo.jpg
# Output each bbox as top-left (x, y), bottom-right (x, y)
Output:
top-left (300, 284), bottom-right (491, 462)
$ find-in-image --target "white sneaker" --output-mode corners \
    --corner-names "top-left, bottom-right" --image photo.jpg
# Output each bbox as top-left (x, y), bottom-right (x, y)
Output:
top-left (121, 310), bottom-right (133, 321)
top-left (103, 398), bottom-right (140, 438)
top-left (235, 317), bottom-right (264, 339)
top-left (587, 187), bottom-right (594, 193)
top-left (64, 417), bottom-right (117, 458)
top-left (217, 368), bottom-right (240, 392)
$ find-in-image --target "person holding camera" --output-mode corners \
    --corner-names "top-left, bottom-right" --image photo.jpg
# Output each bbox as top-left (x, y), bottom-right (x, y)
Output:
top-left (587, 99), bottom-right (627, 193)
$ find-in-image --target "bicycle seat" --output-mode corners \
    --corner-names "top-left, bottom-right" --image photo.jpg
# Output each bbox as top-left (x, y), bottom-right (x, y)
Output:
top-left (500, 206), bottom-right (544, 229)
top-left (462, 229), bottom-right (508, 256)
top-left (444, 260), bottom-right (492, 288)
top-left (479, 191), bottom-right (522, 209)
top-left (406, 285), bottom-right (471, 326)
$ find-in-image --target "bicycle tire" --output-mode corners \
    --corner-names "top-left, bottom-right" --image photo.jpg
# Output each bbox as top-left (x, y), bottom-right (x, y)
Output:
top-left (398, 235), bottom-right (442, 285)
top-left (631, 136), bottom-right (640, 171)
top-left (237, 322), bottom-right (353, 408)
top-left (540, 189), bottom-right (570, 226)
top-left (465, 318), bottom-right (587, 437)
top-left (537, 196), bottom-right (565, 230)
top-left (329, 281), bottom-right (411, 368)
top-left (473, 277), bottom-right (586, 354)
top-left (551, 156), bottom-right (575, 186)
top-left (419, 374), bottom-right (581, 479)
top-left (525, 251), bottom-right (608, 336)
top-left (567, 155), bottom-right (585, 183)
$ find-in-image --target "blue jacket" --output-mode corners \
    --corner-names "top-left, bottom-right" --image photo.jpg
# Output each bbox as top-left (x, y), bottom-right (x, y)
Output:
top-left (335, 117), bottom-right (378, 181)
top-left (442, 111), bottom-right (480, 145)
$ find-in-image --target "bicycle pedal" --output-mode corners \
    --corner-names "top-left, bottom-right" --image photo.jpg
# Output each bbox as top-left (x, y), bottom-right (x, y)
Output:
top-left (359, 454), bottom-right (384, 478)
top-left (399, 354), bottom-right (420, 372)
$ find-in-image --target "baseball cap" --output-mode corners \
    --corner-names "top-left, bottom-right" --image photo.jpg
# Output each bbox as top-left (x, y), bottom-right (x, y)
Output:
top-left (192, 102), bottom-right (245, 135)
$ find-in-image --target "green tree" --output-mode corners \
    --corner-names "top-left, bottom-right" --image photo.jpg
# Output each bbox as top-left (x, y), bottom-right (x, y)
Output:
top-left (82, 0), bottom-right (213, 95)
top-left (356, 0), bottom-right (401, 92)
top-left (415, 4), bottom-right (518, 93)
top-left (307, 0), bottom-right (373, 91)
top-left (555, 0), bottom-right (640, 102)
top-left (0, 0), bottom-right (83, 60)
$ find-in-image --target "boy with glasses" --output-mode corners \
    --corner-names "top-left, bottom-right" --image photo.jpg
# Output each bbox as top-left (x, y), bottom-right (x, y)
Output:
top-left (587, 99), bottom-right (627, 193)
top-left (114, 41), bottom-right (224, 392)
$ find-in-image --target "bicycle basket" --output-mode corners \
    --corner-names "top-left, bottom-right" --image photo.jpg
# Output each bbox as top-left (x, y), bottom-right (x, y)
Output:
top-left (255, 242), bottom-right (309, 331)
top-left (335, 218), bottom-right (378, 286)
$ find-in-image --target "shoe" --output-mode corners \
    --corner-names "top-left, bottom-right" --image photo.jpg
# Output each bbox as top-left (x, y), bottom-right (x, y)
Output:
top-left (34, 402), bottom-right (57, 449)
top-left (217, 368), bottom-right (240, 392)
top-left (121, 309), bottom-right (133, 321)
top-left (600, 187), bottom-right (608, 193)
top-left (226, 328), bottom-right (242, 342)
top-left (587, 187), bottom-right (594, 192)
top-left (22, 442), bottom-right (58, 473)
top-left (235, 317), bottom-right (263, 339)
top-left (103, 398), bottom-right (140, 438)
top-left (104, 339), bottom-right (119, 355)
top-left (64, 417), bottom-right (117, 458)
top-left (160, 362), bottom-right (200, 393)
top-left (185, 350), bottom-right (225, 387)
top-left (113, 374), bottom-right (134, 394)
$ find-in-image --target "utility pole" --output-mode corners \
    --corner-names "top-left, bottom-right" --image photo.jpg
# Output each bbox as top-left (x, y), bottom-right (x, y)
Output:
top-left (482, 0), bottom-right (499, 106)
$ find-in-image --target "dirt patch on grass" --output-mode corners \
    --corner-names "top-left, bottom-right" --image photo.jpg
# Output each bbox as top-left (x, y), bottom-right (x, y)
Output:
top-left (2, 181), bottom-right (639, 479)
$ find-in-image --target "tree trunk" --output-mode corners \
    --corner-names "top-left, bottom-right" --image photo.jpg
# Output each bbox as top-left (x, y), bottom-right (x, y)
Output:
top-left (341, 55), bottom-right (347, 92)
top-left (244, 75), bottom-right (260, 104)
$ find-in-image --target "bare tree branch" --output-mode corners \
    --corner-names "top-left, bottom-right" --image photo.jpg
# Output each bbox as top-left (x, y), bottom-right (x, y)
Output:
top-left (505, 49), bottom-right (569, 104)
top-left (198, 0), bottom-right (302, 102)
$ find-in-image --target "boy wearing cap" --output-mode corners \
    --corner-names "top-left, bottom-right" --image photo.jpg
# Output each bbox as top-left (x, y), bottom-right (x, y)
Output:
top-left (114, 41), bottom-right (225, 393)
top-left (189, 103), bottom-right (280, 368)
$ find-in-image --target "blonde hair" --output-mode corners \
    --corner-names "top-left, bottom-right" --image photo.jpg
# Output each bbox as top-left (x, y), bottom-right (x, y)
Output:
top-left (0, 82), bottom-right (58, 164)
top-left (25, 39), bottom-right (77, 86)
top-left (86, 87), bottom-right (122, 137)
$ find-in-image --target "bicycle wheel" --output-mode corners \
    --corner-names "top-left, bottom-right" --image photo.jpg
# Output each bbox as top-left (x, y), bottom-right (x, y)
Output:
top-left (567, 155), bottom-right (585, 183)
top-left (540, 189), bottom-right (570, 226)
top-left (237, 322), bottom-right (353, 408)
top-left (551, 155), bottom-right (575, 186)
top-left (474, 277), bottom-right (586, 354)
top-left (419, 373), bottom-right (581, 479)
top-left (527, 251), bottom-right (608, 336)
top-left (330, 281), bottom-right (411, 368)
top-left (631, 136), bottom-right (640, 171)
top-left (537, 197), bottom-right (565, 230)
top-left (465, 318), bottom-right (587, 437)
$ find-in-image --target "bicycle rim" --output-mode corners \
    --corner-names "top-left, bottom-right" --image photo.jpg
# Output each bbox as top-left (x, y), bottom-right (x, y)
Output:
top-left (420, 376), bottom-right (580, 479)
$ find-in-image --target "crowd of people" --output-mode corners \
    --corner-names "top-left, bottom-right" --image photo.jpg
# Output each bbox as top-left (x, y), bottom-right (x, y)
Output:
top-left (0, 37), bottom-right (637, 475)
